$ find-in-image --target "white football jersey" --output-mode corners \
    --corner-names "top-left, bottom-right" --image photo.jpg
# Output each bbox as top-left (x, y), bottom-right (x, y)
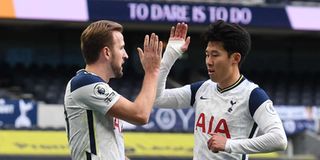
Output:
top-left (156, 75), bottom-right (286, 160)
top-left (155, 40), bottom-right (287, 159)
top-left (64, 69), bottom-right (124, 160)
top-left (191, 76), bottom-right (259, 160)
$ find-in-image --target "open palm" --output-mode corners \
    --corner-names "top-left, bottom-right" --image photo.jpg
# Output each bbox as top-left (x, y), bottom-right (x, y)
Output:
top-left (169, 22), bottom-right (190, 53)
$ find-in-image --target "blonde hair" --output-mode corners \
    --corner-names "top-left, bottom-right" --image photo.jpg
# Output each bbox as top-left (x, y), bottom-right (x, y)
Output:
top-left (80, 20), bottom-right (123, 64)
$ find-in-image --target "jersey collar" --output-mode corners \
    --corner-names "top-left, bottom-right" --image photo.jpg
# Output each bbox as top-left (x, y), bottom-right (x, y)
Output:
top-left (217, 75), bottom-right (245, 93)
top-left (77, 69), bottom-right (98, 76)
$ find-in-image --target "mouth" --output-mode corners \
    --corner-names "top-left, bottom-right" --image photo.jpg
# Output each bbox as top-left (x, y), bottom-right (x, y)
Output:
top-left (207, 69), bottom-right (215, 75)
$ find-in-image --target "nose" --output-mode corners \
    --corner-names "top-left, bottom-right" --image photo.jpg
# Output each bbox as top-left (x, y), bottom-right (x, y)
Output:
top-left (124, 50), bottom-right (129, 59)
top-left (206, 56), bottom-right (213, 66)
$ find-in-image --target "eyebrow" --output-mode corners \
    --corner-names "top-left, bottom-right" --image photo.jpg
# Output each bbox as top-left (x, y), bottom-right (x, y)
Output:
top-left (205, 50), bottom-right (220, 54)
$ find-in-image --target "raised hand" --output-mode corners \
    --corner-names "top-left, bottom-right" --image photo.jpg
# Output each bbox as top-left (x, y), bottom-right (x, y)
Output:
top-left (169, 22), bottom-right (190, 53)
top-left (137, 33), bottom-right (163, 74)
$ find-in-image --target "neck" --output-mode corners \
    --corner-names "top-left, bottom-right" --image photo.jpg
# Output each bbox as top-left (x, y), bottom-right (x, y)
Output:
top-left (85, 64), bottom-right (111, 82)
top-left (218, 71), bottom-right (241, 90)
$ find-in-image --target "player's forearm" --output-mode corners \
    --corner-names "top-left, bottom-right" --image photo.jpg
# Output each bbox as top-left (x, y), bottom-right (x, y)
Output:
top-left (133, 73), bottom-right (159, 124)
top-left (225, 100), bottom-right (287, 154)
top-left (156, 62), bottom-right (172, 98)
top-left (225, 128), bottom-right (287, 153)
top-left (156, 40), bottom-right (183, 98)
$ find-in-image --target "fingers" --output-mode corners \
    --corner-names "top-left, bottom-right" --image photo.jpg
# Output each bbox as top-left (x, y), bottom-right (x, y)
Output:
top-left (170, 22), bottom-right (188, 40)
top-left (207, 138), bottom-right (219, 153)
top-left (184, 36), bottom-right (191, 47)
top-left (186, 36), bottom-right (191, 44)
top-left (158, 41), bottom-right (163, 58)
top-left (207, 138), bottom-right (213, 149)
top-left (170, 26), bottom-right (175, 38)
top-left (178, 23), bottom-right (184, 38)
top-left (177, 22), bottom-right (187, 38)
top-left (140, 32), bottom-right (162, 73)
top-left (142, 33), bottom-right (162, 57)
top-left (181, 23), bottom-right (188, 40)
top-left (181, 36), bottom-right (191, 52)
top-left (154, 34), bottom-right (159, 53)
top-left (149, 33), bottom-right (155, 49)
top-left (207, 133), bottom-right (220, 153)
top-left (144, 35), bottom-right (149, 50)
top-left (136, 47), bottom-right (143, 59)
top-left (207, 133), bottom-right (216, 149)
top-left (174, 23), bottom-right (181, 38)
top-left (177, 23), bottom-right (182, 38)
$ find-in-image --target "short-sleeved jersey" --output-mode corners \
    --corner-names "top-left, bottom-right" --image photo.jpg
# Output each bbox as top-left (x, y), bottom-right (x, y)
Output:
top-left (191, 76), bottom-right (264, 160)
top-left (64, 69), bottom-right (123, 160)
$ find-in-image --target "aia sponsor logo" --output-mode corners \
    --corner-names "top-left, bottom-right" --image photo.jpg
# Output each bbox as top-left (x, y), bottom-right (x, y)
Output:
top-left (195, 113), bottom-right (230, 138)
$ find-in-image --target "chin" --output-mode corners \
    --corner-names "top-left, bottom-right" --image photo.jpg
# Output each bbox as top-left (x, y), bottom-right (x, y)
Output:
top-left (209, 76), bottom-right (217, 82)
top-left (116, 71), bottom-right (124, 78)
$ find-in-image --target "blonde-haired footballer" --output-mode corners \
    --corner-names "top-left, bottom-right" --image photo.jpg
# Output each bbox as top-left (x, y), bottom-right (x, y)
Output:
top-left (155, 21), bottom-right (287, 160)
top-left (64, 20), bottom-right (162, 160)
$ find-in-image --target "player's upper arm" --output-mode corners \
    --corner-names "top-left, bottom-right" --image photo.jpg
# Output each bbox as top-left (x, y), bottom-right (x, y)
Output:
top-left (249, 87), bottom-right (270, 117)
top-left (70, 72), bottom-right (120, 115)
top-left (155, 80), bottom-right (207, 109)
top-left (249, 88), bottom-right (283, 131)
top-left (155, 84), bottom-right (192, 108)
top-left (250, 88), bottom-right (287, 150)
top-left (72, 81), bottom-right (148, 124)
top-left (69, 72), bottom-right (150, 125)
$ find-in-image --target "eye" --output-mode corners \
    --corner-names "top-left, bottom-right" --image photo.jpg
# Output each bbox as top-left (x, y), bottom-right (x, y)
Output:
top-left (212, 54), bottom-right (219, 57)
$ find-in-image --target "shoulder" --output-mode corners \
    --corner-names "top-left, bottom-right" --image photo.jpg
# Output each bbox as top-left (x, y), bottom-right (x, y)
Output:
top-left (190, 80), bottom-right (212, 106)
top-left (248, 87), bottom-right (270, 117)
top-left (70, 70), bottom-right (105, 92)
top-left (242, 78), bottom-right (259, 90)
top-left (190, 79), bottom-right (212, 91)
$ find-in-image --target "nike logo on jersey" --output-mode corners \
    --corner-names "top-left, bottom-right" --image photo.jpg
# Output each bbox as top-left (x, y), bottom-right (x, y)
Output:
top-left (200, 96), bottom-right (209, 100)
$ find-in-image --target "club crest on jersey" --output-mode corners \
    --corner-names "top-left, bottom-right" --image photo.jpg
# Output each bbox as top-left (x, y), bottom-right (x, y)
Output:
top-left (230, 100), bottom-right (236, 106)
top-left (93, 83), bottom-right (116, 103)
top-left (265, 102), bottom-right (276, 115)
top-left (97, 86), bottom-right (105, 95)
top-left (228, 98), bottom-right (237, 113)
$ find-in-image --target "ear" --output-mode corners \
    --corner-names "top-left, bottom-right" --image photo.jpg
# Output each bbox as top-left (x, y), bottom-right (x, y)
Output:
top-left (232, 52), bottom-right (241, 64)
top-left (102, 46), bottom-right (111, 60)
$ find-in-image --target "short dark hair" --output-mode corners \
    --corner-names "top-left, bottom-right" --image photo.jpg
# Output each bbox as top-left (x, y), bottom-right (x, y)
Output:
top-left (202, 20), bottom-right (251, 67)
top-left (80, 20), bottom-right (123, 64)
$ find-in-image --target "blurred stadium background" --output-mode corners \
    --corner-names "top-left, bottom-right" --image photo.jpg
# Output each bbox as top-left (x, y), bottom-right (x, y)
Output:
top-left (1, 0), bottom-right (320, 159)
